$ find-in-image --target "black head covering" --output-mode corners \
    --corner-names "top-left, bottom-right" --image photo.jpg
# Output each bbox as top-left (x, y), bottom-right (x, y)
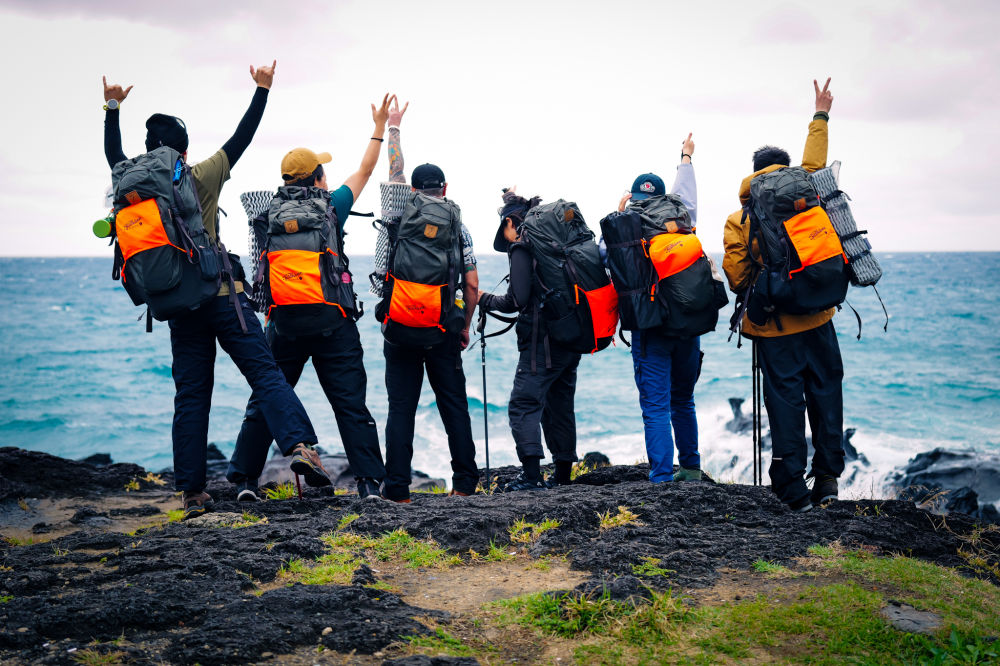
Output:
top-left (145, 113), bottom-right (189, 153)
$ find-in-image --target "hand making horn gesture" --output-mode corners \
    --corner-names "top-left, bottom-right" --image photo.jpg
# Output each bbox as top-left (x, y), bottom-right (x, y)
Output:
top-left (250, 60), bottom-right (277, 90)
top-left (814, 77), bottom-right (833, 113)
top-left (102, 76), bottom-right (132, 103)
top-left (388, 95), bottom-right (409, 128)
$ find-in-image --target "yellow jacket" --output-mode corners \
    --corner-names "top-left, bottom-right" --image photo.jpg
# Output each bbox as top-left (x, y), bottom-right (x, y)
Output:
top-left (722, 116), bottom-right (834, 338)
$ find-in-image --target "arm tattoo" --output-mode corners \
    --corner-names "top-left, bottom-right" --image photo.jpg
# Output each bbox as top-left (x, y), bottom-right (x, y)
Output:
top-left (388, 127), bottom-right (405, 183)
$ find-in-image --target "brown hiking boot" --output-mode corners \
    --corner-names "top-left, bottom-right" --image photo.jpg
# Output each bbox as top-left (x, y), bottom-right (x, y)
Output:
top-left (448, 490), bottom-right (470, 497)
top-left (181, 491), bottom-right (214, 521)
top-left (289, 443), bottom-right (332, 487)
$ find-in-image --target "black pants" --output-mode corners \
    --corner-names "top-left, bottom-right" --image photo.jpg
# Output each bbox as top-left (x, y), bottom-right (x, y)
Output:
top-left (756, 320), bottom-right (845, 505)
top-left (227, 320), bottom-right (385, 484)
top-left (169, 293), bottom-right (317, 492)
top-left (383, 337), bottom-right (478, 500)
top-left (507, 342), bottom-right (581, 464)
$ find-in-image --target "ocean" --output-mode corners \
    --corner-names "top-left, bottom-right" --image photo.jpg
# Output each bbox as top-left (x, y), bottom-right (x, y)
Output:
top-left (2, 253), bottom-right (998, 500)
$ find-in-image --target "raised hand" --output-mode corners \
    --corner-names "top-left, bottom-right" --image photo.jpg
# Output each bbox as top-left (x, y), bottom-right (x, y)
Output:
top-left (388, 95), bottom-right (409, 127)
top-left (250, 60), bottom-right (277, 89)
top-left (814, 77), bottom-right (833, 113)
top-left (102, 76), bottom-right (132, 103)
top-left (372, 93), bottom-right (391, 127)
top-left (681, 132), bottom-right (695, 161)
top-left (618, 191), bottom-right (632, 212)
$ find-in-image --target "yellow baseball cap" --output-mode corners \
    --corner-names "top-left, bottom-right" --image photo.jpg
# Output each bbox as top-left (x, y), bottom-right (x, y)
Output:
top-left (281, 147), bottom-right (332, 182)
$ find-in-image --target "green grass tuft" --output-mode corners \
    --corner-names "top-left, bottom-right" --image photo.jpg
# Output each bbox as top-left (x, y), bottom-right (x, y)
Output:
top-left (336, 512), bottom-right (360, 531)
top-left (263, 482), bottom-right (296, 501)
top-left (508, 517), bottom-right (561, 544)
top-left (405, 627), bottom-right (475, 657)
top-left (598, 506), bottom-right (640, 530)
top-left (631, 556), bottom-right (674, 578)
top-left (751, 559), bottom-right (790, 575)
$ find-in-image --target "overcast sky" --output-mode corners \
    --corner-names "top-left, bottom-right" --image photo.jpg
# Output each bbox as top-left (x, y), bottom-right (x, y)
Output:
top-left (0, 0), bottom-right (997, 259)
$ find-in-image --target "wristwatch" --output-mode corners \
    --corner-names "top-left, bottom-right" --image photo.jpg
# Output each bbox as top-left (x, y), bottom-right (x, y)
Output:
top-left (103, 99), bottom-right (120, 111)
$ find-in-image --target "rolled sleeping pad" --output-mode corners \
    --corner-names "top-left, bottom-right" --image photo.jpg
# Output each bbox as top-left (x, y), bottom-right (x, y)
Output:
top-left (809, 161), bottom-right (882, 287)
top-left (379, 181), bottom-right (411, 222)
top-left (240, 190), bottom-right (277, 286)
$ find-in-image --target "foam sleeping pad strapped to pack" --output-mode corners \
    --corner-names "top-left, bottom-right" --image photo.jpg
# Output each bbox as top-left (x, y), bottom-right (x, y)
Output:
top-left (520, 199), bottom-right (618, 354)
top-left (744, 166), bottom-right (850, 324)
top-left (376, 191), bottom-right (466, 347)
top-left (809, 161), bottom-right (882, 287)
top-left (110, 146), bottom-right (221, 321)
top-left (241, 190), bottom-right (275, 299)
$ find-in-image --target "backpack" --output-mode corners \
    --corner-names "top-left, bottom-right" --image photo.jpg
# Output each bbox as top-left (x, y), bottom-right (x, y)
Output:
top-left (601, 194), bottom-right (727, 339)
top-left (742, 166), bottom-right (850, 326)
top-left (519, 200), bottom-right (618, 355)
top-left (110, 146), bottom-right (222, 324)
top-left (252, 186), bottom-right (358, 337)
top-left (375, 192), bottom-right (466, 347)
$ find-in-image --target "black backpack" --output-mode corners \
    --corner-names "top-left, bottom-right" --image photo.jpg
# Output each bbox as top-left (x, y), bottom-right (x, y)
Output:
top-left (250, 186), bottom-right (358, 337)
top-left (601, 194), bottom-right (727, 338)
top-left (110, 146), bottom-right (222, 325)
top-left (375, 192), bottom-right (466, 347)
top-left (742, 166), bottom-right (849, 326)
top-left (519, 200), bottom-right (618, 354)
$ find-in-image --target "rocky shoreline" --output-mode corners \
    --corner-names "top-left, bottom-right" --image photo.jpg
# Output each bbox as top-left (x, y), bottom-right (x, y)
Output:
top-left (1, 447), bottom-right (998, 664)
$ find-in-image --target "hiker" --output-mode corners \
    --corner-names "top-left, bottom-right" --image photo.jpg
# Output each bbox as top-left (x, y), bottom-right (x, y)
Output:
top-left (479, 191), bottom-right (617, 491)
top-left (375, 97), bottom-right (480, 502)
top-left (601, 134), bottom-right (727, 483)
top-left (101, 63), bottom-right (329, 520)
top-left (722, 78), bottom-right (844, 512)
top-left (225, 95), bottom-right (393, 502)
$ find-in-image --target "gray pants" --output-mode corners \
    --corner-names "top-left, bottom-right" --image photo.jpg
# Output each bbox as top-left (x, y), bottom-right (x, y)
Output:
top-left (507, 342), bottom-right (581, 463)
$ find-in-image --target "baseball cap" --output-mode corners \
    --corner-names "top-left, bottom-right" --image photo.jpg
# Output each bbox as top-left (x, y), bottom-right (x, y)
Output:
top-left (411, 163), bottom-right (446, 190)
top-left (281, 147), bottom-right (332, 182)
top-left (145, 113), bottom-right (189, 153)
top-left (630, 173), bottom-right (666, 201)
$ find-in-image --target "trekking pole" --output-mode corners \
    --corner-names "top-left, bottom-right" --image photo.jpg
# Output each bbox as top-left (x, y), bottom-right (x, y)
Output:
top-left (752, 341), bottom-right (761, 486)
top-left (477, 307), bottom-right (491, 495)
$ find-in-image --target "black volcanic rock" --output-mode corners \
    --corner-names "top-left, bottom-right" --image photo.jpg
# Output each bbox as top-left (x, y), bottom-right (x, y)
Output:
top-left (0, 447), bottom-right (158, 501)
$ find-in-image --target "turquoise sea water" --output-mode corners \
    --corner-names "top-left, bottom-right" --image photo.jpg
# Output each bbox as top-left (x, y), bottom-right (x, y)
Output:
top-left (1, 254), bottom-right (998, 497)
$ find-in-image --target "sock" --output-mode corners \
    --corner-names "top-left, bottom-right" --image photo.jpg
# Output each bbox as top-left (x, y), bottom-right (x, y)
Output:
top-left (522, 456), bottom-right (542, 482)
top-left (555, 460), bottom-right (573, 485)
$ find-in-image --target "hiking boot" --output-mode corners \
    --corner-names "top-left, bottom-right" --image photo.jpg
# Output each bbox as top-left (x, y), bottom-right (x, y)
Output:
top-left (501, 473), bottom-right (547, 493)
top-left (182, 491), bottom-right (214, 520)
top-left (811, 475), bottom-right (838, 506)
top-left (289, 443), bottom-right (332, 487)
top-left (390, 497), bottom-right (412, 504)
top-left (674, 467), bottom-right (703, 482)
top-left (448, 490), bottom-right (471, 497)
top-left (356, 477), bottom-right (383, 500)
top-left (787, 495), bottom-right (813, 513)
top-left (236, 481), bottom-right (261, 503)
top-left (543, 476), bottom-right (572, 489)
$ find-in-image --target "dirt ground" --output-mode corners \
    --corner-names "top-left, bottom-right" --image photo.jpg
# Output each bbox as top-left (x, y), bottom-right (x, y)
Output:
top-left (1, 451), bottom-right (997, 665)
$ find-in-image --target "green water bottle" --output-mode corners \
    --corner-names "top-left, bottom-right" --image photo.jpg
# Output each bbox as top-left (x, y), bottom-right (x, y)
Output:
top-left (93, 213), bottom-right (114, 238)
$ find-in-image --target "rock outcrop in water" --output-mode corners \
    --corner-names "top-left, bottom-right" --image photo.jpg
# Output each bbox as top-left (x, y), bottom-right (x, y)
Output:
top-left (887, 448), bottom-right (1000, 524)
top-left (1, 447), bottom-right (997, 664)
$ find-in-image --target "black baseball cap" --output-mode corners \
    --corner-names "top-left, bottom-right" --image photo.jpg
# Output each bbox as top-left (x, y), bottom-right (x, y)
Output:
top-left (630, 173), bottom-right (665, 201)
top-left (493, 193), bottom-right (538, 252)
top-left (411, 163), bottom-right (446, 190)
top-left (145, 113), bottom-right (189, 153)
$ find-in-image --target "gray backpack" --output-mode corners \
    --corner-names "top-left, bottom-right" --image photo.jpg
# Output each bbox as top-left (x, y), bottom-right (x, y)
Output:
top-left (110, 146), bottom-right (222, 326)
top-left (376, 192), bottom-right (465, 346)
top-left (254, 186), bottom-right (357, 337)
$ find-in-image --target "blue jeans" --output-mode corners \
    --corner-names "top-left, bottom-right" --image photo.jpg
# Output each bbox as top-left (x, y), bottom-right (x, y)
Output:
top-left (168, 293), bottom-right (317, 492)
top-left (631, 331), bottom-right (701, 482)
